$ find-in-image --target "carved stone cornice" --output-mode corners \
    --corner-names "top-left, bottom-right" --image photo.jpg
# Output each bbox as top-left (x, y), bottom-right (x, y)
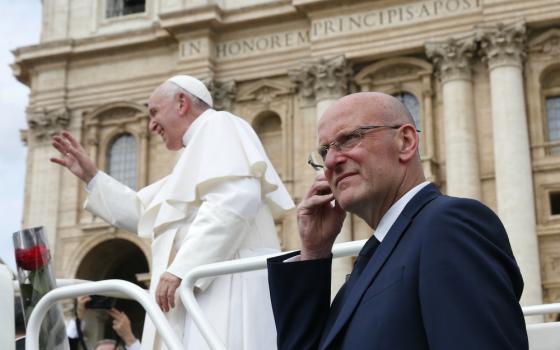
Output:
top-left (529, 28), bottom-right (560, 57)
top-left (207, 80), bottom-right (237, 111)
top-left (237, 79), bottom-right (293, 110)
top-left (289, 55), bottom-right (353, 104)
top-left (426, 36), bottom-right (476, 82)
top-left (476, 21), bottom-right (527, 70)
top-left (27, 107), bottom-right (70, 142)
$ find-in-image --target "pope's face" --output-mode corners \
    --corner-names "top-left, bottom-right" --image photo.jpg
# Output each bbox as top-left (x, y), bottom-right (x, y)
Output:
top-left (318, 95), bottom-right (402, 216)
top-left (147, 90), bottom-right (185, 151)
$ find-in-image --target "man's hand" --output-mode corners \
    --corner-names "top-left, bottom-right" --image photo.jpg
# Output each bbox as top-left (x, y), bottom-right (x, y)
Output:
top-left (107, 308), bottom-right (137, 346)
top-left (50, 131), bottom-right (98, 183)
top-left (156, 272), bottom-right (182, 312)
top-left (298, 174), bottom-right (346, 260)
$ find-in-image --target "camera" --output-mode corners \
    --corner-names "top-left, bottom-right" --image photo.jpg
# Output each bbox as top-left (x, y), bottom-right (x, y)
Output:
top-left (85, 295), bottom-right (116, 309)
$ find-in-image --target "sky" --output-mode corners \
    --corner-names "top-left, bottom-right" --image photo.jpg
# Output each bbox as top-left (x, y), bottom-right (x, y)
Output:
top-left (0, 1), bottom-right (42, 272)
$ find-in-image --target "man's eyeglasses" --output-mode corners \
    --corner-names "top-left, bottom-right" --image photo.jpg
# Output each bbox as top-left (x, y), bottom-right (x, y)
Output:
top-left (307, 124), bottom-right (421, 171)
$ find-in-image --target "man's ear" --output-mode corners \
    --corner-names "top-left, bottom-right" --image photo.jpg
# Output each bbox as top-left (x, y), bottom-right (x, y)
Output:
top-left (176, 92), bottom-right (190, 116)
top-left (398, 124), bottom-right (419, 162)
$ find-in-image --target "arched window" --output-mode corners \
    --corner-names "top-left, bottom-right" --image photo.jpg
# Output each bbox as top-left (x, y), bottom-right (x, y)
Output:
top-left (107, 133), bottom-right (137, 189)
top-left (393, 92), bottom-right (421, 130)
top-left (546, 96), bottom-right (560, 155)
top-left (253, 111), bottom-right (283, 177)
top-left (393, 92), bottom-right (422, 153)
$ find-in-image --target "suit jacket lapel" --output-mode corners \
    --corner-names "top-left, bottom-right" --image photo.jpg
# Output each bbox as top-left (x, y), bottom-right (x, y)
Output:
top-left (320, 184), bottom-right (441, 349)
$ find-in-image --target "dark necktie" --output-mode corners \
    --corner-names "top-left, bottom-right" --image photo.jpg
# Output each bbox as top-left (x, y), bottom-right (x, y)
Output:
top-left (321, 235), bottom-right (381, 343)
top-left (345, 236), bottom-right (381, 293)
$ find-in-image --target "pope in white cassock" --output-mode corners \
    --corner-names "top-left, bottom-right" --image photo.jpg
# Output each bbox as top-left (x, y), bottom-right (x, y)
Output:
top-left (50, 75), bottom-right (295, 350)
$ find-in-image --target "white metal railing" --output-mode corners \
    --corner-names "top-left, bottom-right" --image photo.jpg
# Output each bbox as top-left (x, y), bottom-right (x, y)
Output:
top-left (522, 303), bottom-right (560, 350)
top-left (523, 303), bottom-right (560, 316)
top-left (16, 238), bottom-right (560, 350)
top-left (25, 279), bottom-right (183, 350)
top-left (178, 239), bottom-right (367, 350)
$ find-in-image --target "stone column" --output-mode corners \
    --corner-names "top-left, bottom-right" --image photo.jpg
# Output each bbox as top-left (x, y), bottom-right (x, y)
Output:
top-left (291, 55), bottom-right (354, 296)
top-left (426, 37), bottom-right (481, 199)
top-left (478, 21), bottom-right (543, 307)
top-left (25, 107), bottom-right (71, 254)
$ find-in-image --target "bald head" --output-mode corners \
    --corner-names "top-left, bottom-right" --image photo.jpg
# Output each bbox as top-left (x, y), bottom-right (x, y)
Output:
top-left (321, 92), bottom-right (416, 127)
top-left (151, 81), bottom-right (178, 101)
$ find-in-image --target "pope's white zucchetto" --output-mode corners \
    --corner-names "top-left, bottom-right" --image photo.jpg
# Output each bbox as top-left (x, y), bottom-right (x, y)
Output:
top-left (166, 75), bottom-right (213, 108)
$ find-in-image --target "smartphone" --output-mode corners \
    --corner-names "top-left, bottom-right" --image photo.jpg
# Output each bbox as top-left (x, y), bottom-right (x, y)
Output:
top-left (85, 295), bottom-right (116, 309)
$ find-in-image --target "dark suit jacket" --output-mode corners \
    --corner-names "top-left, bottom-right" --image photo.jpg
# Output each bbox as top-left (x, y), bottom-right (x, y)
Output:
top-left (15, 337), bottom-right (25, 350)
top-left (267, 184), bottom-right (528, 350)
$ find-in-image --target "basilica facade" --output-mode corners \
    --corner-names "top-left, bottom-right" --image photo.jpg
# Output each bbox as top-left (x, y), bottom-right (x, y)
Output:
top-left (12, 0), bottom-right (560, 332)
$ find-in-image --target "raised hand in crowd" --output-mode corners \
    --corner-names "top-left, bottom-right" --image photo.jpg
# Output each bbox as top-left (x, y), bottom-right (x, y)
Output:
top-left (107, 308), bottom-right (138, 347)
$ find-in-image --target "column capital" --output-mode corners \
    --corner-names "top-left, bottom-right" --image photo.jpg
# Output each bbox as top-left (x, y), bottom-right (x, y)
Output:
top-left (477, 20), bottom-right (527, 70)
top-left (207, 80), bottom-right (237, 111)
top-left (27, 107), bottom-right (70, 143)
top-left (289, 55), bottom-right (353, 103)
top-left (426, 36), bottom-right (476, 82)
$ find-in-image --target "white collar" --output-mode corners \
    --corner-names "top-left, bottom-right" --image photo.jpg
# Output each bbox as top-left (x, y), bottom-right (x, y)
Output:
top-left (374, 181), bottom-right (430, 242)
top-left (182, 109), bottom-right (215, 147)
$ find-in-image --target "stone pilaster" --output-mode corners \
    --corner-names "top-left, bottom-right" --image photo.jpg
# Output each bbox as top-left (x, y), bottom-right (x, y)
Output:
top-left (207, 80), bottom-right (237, 111)
top-left (426, 36), bottom-right (481, 199)
top-left (291, 55), bottom-right (354, 296)
top-left (478, 21), bottom-right (543, 309)
top-left (24, 107), bottom-right (71, 254)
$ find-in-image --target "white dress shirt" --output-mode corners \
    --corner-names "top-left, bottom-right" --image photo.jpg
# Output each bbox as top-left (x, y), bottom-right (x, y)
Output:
top-left (373, 181), bottom-right (430, 242)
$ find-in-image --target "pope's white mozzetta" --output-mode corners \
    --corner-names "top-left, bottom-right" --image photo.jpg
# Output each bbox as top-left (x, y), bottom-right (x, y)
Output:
top-left (85, 108), bottom-right (294, 349)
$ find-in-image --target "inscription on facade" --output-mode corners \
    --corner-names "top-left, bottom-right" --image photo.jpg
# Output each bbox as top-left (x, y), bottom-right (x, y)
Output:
top-left (179, 0), bottom-right (481, 61)
top-left (216, 30), bottom-right (310, 60)
top-left (312, 0), bottom-right (481, 39)
top-left (180, 29), bottom-right (310, 61)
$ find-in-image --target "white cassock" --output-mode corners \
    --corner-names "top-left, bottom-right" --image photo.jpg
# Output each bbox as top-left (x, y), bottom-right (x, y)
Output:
top-left (84, 109), bottom-right (295, 350)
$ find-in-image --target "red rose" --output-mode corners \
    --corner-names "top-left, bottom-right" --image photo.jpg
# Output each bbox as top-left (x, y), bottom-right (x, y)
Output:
top-left (15, 244), bottom-right (49, 271)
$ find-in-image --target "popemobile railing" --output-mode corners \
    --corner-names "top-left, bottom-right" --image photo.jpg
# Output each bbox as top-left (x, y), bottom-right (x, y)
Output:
top-left (178, 239), bottom-right (368, 350)
top-left (4, 239), bottom-right (560, 350)
top-left (24, 280), bottom-right (184, 350)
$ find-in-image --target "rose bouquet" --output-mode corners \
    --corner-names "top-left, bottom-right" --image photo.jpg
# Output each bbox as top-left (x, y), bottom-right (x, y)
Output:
top-left (14, 227), bottom-right (69, 350)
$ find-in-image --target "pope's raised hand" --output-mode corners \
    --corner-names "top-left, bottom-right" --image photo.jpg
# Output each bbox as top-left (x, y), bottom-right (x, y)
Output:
top-left (298, 174), bottom-right (346, 260)
top-left (50, 131), bottom-right (98, 183)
